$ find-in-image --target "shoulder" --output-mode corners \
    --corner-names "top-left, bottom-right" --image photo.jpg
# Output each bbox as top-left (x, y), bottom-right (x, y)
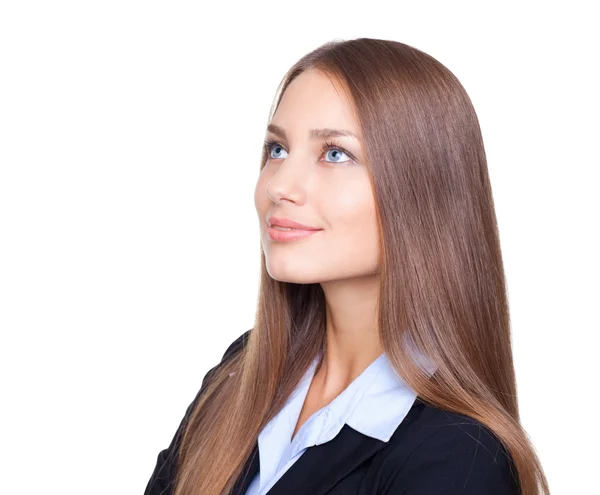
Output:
top-left (378, 398), bottom-right (521, 494)
top-left (198, 328), bottom-right (252, 391)
top-left (143, 329), bottom-right (253, 495)
top-left (221, 328), bottom-right (252, 361)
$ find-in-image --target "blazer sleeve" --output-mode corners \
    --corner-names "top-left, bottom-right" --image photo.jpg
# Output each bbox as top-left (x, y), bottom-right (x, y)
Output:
top-left (143, 329), bottom-right (252, 495)
top-left (381, 420), bottom-right (522, 495)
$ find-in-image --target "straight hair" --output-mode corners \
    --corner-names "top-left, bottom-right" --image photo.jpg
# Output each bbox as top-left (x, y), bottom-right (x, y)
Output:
top-left (171, 37), bottom-right (550, 495)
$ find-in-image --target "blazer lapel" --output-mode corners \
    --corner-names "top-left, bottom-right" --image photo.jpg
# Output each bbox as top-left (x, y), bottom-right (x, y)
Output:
top-left (232, 424), bottom-right (387, 495)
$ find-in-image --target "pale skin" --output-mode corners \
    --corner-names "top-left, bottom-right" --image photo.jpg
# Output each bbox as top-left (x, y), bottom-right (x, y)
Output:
top-left (254, 69), bottom-right (385, 441)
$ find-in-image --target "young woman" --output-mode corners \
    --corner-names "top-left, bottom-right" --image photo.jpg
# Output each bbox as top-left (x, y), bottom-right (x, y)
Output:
top-left (144, 38), bottom-right (550, 495)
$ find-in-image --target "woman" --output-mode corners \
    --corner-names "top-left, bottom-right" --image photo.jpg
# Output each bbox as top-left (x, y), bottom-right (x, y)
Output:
top-left (144, 38), bottom-right (550, 495)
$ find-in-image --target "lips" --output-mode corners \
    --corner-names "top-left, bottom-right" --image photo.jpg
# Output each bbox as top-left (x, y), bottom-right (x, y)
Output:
top-left (267, 216), bottom-right (322, 231)
top-left (267, 224), bottom-right (323, 242)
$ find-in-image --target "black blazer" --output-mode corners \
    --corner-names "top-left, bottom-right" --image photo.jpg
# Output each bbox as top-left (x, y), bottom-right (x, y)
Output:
top-left (145, 330), bottom-right (521, 495)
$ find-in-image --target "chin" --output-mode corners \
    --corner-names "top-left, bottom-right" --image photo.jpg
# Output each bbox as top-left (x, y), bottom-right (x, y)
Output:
top-left (265, 262), bottom-right (324, 285)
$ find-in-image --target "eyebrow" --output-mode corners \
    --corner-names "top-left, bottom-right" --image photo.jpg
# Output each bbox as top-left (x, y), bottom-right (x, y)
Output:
top-left (266, 123), bottom-right (359, 141)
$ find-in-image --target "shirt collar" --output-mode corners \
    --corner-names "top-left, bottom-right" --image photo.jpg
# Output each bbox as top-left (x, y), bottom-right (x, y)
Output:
top-left (260, 336), bottom-right (437, 447)
top-left (309, 337), bottom-right (437, 444)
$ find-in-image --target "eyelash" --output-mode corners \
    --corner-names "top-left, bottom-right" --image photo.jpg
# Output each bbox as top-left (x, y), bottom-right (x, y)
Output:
top-left (263, 138), bottom-right (357, 165)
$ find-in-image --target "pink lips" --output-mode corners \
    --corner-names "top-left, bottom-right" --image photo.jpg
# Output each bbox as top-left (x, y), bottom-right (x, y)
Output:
top-left (267, 216), bottom-right (323, 242)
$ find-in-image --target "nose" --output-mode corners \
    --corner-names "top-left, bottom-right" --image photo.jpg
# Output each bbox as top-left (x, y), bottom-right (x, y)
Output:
top-left (265, 153), bottom-right (312, 205)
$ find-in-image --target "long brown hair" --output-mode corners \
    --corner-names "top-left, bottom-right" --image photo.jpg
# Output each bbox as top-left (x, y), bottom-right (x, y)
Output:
top-left (173, 38), bottom-right (550, 495)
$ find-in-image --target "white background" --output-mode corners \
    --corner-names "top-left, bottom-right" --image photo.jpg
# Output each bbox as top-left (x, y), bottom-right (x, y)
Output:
top-left (1, 1), bottom-right (597, 494)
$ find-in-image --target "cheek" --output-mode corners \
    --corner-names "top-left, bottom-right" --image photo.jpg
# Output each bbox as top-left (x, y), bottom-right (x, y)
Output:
top-left (320, 180), bottom-right (380, 267)
top-left (325, 179), bottom-right (377, 234)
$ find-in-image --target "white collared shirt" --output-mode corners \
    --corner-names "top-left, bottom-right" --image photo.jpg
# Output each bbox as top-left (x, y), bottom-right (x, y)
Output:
top-left (243, 345), bottom-right (435, 495)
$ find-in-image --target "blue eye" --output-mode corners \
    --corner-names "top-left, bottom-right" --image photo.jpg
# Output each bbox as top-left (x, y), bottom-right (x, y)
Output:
top-left (322, 147), bottom-right (350, 164)
top-left (267, 142), bottom-right (288, 160)
top-left (263, 139), bottom-right (356, 165)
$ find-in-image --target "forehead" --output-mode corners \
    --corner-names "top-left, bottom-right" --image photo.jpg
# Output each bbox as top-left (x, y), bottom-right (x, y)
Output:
top-left (271, 70), bottom-right (361, 138)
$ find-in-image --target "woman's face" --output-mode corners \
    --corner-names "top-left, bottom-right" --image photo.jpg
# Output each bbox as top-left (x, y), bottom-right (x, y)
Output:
top-left (254, 69), bottom-right (380, 284)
